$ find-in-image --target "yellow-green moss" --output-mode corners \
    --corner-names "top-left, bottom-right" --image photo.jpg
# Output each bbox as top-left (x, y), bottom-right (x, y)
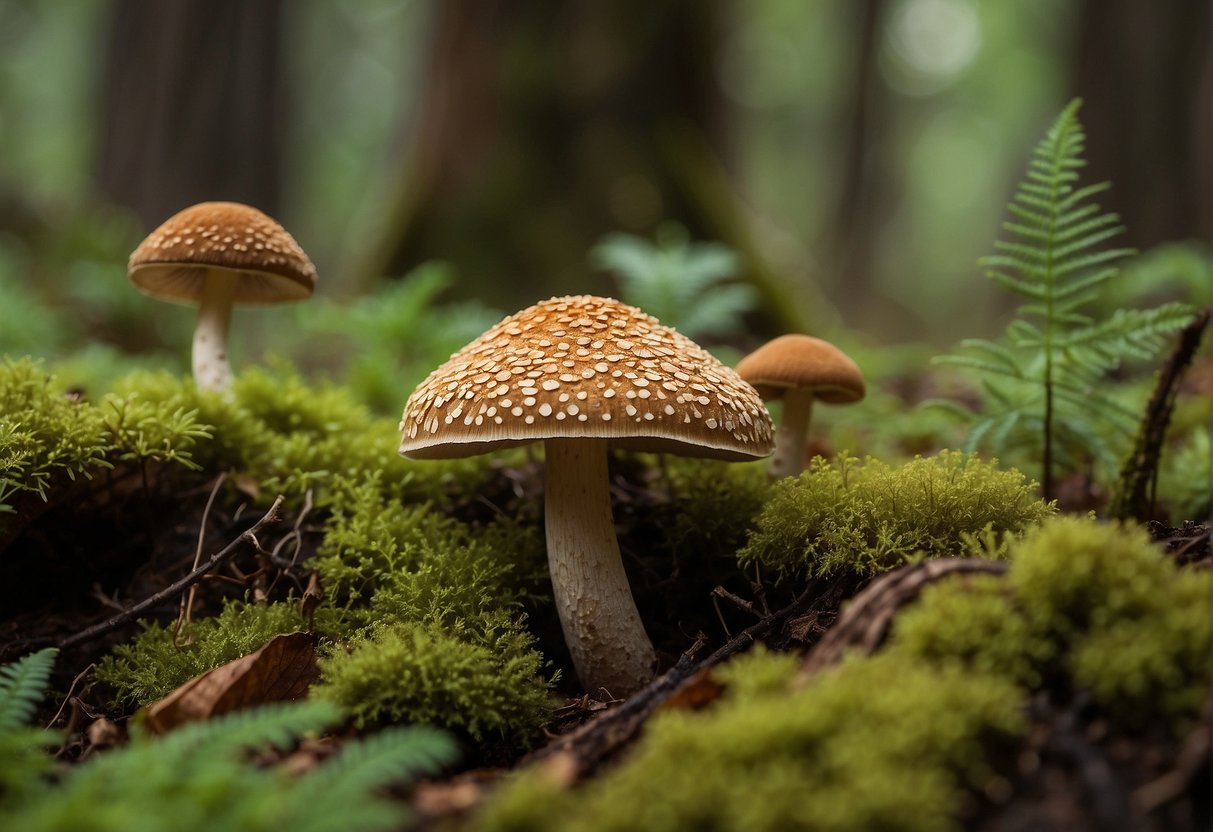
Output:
top-left (475, 649), bottom-right (1024, 832)
top-left (313, 617), bottom-right (554, 743)
top-left (739, 451), bottom-right (1053, 577)
top-left (1010, 517), bottom-right (1211, 727)
top-left (93, 599), bottom-right (309, 706)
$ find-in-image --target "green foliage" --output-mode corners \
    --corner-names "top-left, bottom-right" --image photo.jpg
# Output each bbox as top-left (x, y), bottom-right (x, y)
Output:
top-left (0, 699), bottom-right (457, 832)
top-left (1156, 426), bottom-right (1211, 521)
top-left (650, 457), bottom-right (772, 564)
top-left (311, 483), bottom-right (553, 739)
top-left (591, 225), bottom-right (757, 344)
top-left (933, 99), bottom-right (1195, 492)
top-left (738, 451), bottom-right (1053, 577)
top-left (0, 649), bottom-right (59, 802)
top-left (315, 618), bottom-right (554, 743)
top-left (93, 600), bottom-right (308, 706)
top-left (890, 575), bottom-right (1051, 687)
top-left (475, 649), bottom-right (1024, 832)
top-left (298, 262), bottom-right (504, 414)
top-left (313, 478), bottom-right (546, 625)
top-left (896, 517), bottom-right (1210, 730)
top-left (0, 357), bottom-right (110, 514)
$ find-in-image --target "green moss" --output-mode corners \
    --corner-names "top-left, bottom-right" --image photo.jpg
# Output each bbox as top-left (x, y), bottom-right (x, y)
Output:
top-left (93, 599), bottom-right (308, 706)
top-left (476, 649), bottom-right (1024, 832)
top-left (651, 457), bottom-right (771, 563)
top-left (889, 574), bottom-right (1052, 687)
top-left (739, 451), bottom-right (1053, 577)
top-left (313, 477), bottom-right (546, 627)
top-left (1010, 517), bottom-right (1211, 727)
top-left (313, 617), bottom-right (554, 743)
top-left (0, 357), bottom-right (111, 515)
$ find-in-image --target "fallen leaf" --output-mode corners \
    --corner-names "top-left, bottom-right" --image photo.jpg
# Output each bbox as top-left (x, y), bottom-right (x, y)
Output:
top-left (658, 667), bottom-right (724, 712)
top-left (144, 631), bottom-right (318, 734)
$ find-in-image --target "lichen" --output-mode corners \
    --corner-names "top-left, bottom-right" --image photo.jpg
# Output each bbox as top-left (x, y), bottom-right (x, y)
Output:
top-left (738, 451), bottom-right (1053, 577)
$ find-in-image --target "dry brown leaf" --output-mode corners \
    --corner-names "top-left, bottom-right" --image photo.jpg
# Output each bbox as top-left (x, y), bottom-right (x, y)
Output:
top-left (658, 666), bottom-right (725, 713)
top-left (144, 631), bottom-right (318, 734)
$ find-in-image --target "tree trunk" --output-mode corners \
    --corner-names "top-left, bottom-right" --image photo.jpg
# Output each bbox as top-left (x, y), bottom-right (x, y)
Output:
top-left (343, 0), bottom-right (825, 333)
top-left (95, 0), bottom-right (284, 229)
top-left (1072, 0), bottom-right (1211, 250)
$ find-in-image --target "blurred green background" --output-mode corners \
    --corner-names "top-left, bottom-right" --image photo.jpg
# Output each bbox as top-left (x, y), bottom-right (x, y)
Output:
top-left (0, 0), bottom-right (1207, 408)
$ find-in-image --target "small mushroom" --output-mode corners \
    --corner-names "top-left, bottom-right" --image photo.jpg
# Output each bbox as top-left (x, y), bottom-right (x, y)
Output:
top-left (735, 334), bottom-right (865, 479)
top-left (399, 295), bottom-right (774, 697)
top-left (128, 202), bottom-right (317, 393)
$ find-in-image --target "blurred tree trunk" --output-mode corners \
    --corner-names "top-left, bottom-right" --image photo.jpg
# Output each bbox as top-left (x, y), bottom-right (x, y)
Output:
top-left (346, 0), bottom-right (827, 334)
top-left (95, 0), bottom-right (284, 230)
top-left (1072, 0), bottom-right (1211, 250)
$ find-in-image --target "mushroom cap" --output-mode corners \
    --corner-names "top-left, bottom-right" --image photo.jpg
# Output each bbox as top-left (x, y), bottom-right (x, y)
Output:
top-left (399, 295), bottom-right (774, 461)
top-left (734, 334), bottom-right (866, 403)
top-left (128, 202), bottom-right (317, 305)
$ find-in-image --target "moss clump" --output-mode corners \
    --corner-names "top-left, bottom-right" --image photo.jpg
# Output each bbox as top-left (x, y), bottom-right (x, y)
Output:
top-left (475, 649), bottom-right (1024, 832)
top-left (891, 516), bottom-right (1210, 730)
top-left (738, 451), bottom-right (1053, 577)
top-left (314, 616), bottom-right (553, 743)
top-left (1010, 517), bottom-right (1211, 727)
top-left (93, 599), bottom-right (309, 706)
top-left (0, 357), bottom-right (110, 515)
top-left (890, 574), bottom-right (1053, 687)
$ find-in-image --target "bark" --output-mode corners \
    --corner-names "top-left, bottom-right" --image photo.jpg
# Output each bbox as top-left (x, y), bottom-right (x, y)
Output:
top-left (95, 0), bottom-right (284, 229)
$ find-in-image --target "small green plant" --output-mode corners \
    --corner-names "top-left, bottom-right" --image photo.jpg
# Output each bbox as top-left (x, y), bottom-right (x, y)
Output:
top-left (298, 262), bottom-right (503, 413)
top-left (738, 451), bottom-right (1053, 578)
top-left (933, 99), bottom-right (1194, 500)
top-left (0, 694), bottom-right (457, 832)
top-left (591, 224), bottom-right (757, 343)
top-left (314, 617), bottom-right (554, 743)
top-left (0, 648), bottom-right (59, 802)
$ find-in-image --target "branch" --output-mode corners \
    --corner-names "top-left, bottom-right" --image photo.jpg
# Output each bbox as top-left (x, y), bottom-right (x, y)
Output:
top-left (797, 558), bottom-right (1008, 682)
top-left (57, 496), bottom-right (284, 651)
top-left (527, 577), bottom-right (845, 779)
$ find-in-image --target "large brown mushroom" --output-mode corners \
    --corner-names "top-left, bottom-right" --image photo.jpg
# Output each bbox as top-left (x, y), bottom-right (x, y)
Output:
top-left (399, 295), bottom-right (773, 697)
top-left (735, 334), bottom-right (865, 479)
top-left (128, 202), bottom-right (317, 393)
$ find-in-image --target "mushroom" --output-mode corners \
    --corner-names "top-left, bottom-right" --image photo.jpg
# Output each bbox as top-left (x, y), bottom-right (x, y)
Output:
top-left (399, 295), bottom-right (773, 697)
top-left (735, 334), bottom-right (865, 479)
top-left (128, 201), bottom-right (317, 393)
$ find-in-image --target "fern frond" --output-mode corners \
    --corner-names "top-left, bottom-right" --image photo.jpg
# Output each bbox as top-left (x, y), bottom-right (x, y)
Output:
top-left (0, 648), bottom-right (57, 731)
top-left (148, 700), bottom-right (343, 759)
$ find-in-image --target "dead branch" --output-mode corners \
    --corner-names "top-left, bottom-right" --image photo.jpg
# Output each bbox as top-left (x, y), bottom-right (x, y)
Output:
top-left (797, 558), bottom-right (1008, 682)
top-left (57, 496), bottom-right (284, 651)
top-left (527, 577), bottom-right (843, 779)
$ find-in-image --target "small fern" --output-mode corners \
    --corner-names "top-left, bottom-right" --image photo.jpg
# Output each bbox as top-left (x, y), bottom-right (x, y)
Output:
top-left (0, 649), bottom-right (59, 804)
top-left (1, 699), bottom-right (458, 832)
top-left (591, 225), bottom-right (757, 342)
top-left (933, 99), bottom-right (1194, 499)
top-left (0, 648), bottom-right (57, 731)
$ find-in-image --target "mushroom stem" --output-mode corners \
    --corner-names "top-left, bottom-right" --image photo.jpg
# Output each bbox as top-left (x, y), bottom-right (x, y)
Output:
top-left (769, 387), bottom-right (815, 479)
top-left (544, 438), bottom-right (655, 697)
top-left (192, 270), bottom-right (238, 393)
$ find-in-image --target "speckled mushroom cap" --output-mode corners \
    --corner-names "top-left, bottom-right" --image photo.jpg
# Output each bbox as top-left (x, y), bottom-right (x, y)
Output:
top-left (399, 295), bottom-right (775, 461)
top-left (735, 334), bottom-right (866, 403)
top-left (128, 202), bottom-right (317, 304)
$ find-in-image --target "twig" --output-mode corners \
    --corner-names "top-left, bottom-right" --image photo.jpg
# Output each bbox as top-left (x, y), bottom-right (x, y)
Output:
top-left (798, 558), bottom-right (1008, 682)
top-left (175, 472), bottom-right (228, 643)
top-left (527, 580), bottom-right (832, 778)
top-left (1113, 307), bottom-right (1210, 520)
top-left (58, 496), bottom-right (284, 651)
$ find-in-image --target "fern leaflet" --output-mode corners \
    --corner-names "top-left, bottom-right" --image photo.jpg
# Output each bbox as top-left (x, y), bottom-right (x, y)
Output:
top-left (933, 99), bottom-right (1195, 498)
